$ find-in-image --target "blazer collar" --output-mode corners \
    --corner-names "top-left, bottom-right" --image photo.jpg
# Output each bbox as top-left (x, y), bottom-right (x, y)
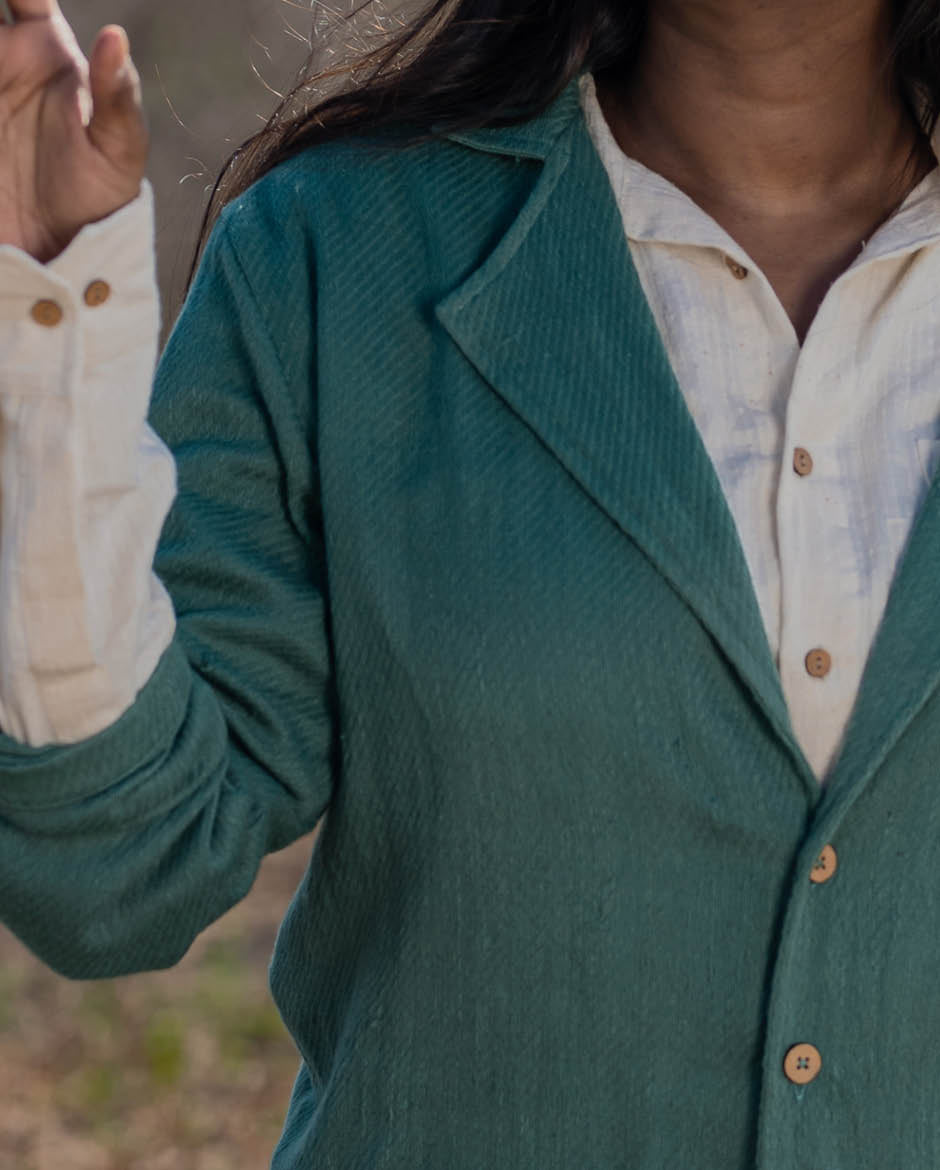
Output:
top-left (433, 73), bottom-right (815, 798)
top-left (433, 71), bottom-right (940, 811)
top-left (432, 72), bottom-right (586, 161)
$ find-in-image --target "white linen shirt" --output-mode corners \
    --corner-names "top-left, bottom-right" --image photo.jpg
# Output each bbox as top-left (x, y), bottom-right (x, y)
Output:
top-left (579, 72), bottom-right (940, 782)
top-left (3, 80), bottom-right (940, 784)
top-left (0, 179), bottom-right (176, 746)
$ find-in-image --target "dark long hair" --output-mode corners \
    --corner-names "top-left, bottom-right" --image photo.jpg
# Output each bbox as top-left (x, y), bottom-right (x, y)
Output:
top-left (183, 0), bottom-right (940, 305)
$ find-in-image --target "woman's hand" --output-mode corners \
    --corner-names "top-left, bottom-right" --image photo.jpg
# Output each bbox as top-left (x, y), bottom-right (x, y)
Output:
top-left (0, 0), bottom-right (148, 263)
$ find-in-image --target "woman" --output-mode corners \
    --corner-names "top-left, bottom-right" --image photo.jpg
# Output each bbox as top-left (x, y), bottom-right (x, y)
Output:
top-left (1, 0), bottom-right (939, 1165)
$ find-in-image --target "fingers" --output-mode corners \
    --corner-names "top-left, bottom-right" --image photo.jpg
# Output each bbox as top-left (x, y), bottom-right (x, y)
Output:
top-left (90, 24), bottom-right (129, 79)
top-left (86, 25), bottom-right (147, 165)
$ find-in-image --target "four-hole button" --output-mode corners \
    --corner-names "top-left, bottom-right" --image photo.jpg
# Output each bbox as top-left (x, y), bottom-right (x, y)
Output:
top-left (784, 1042), bottom-right (822, 1085)
top-left (810, 844), bottom-right (838, 884)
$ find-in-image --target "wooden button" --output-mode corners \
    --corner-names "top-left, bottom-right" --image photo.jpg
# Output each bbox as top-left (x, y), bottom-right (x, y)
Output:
top-left (809, 844), bottom-right (838, 884)
top-left (784, 1042), bottom-right (822, 1084)
top-left (805, 648), bottom-right (832, 678)
top-left (83, 279), bottom-right (111, 307)
top-left (793, 447), bottom-right (814, 476)
top-left (724, 256), bottom-right (749, 279)
top-left (30, 298), bottom-right (63, 327)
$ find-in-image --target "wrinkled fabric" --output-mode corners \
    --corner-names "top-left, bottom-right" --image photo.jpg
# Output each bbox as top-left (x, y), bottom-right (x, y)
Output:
top-left (1, 72), bottom-right (940, 1170)
top-left (581, 72), bottom-right (940, 780)
top-left (0, 180), bottom-right (175, 744)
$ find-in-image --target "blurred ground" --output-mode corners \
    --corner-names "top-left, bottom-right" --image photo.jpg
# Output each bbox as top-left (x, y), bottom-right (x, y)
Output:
top-left (0, 832), bottom-right (318, 1170)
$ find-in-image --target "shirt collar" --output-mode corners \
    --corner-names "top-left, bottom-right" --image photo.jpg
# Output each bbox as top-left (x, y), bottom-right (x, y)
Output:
top-left (577, 70), bottom-right (940, 269)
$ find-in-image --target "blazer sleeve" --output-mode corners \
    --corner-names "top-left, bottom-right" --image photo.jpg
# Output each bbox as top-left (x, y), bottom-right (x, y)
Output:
top-left (0, 188), bottom-right (339, 980)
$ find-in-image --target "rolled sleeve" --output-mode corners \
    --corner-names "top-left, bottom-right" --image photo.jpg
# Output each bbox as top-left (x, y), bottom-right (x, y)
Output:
top-left (0, 179), bottom-right (177, 745)
top-left (0, 175), bottom-right (337, 980)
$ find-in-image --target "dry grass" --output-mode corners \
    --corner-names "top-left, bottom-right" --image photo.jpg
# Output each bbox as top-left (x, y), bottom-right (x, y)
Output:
top-left (0, 834), bottom-right (317, 1170)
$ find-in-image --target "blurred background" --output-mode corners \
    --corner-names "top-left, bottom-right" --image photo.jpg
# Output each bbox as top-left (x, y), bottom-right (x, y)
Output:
top-left (77, 0), bottom-right (348, 348)
top-left (0, 1), bottom-right (392, 1166)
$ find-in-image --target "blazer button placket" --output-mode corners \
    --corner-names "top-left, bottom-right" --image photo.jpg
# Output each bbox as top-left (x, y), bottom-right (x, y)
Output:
top-left (754, 821), bottom-right (852, 1167)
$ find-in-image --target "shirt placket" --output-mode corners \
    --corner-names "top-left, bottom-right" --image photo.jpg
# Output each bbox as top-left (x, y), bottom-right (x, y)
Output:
top-left (774, 317), bottom-right (858, 783)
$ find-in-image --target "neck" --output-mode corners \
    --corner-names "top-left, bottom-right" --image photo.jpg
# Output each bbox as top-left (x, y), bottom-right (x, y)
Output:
top-left (595, 0), bottom-right (932, 218)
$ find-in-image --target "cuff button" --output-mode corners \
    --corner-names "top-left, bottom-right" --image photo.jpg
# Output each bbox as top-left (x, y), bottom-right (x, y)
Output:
top-left (83, 280), bottom-right (111, 307)
top-left (30, 299), bottom-right (63, 327)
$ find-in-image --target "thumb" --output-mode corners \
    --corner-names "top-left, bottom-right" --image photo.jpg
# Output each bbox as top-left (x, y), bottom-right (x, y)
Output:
top-left (86, 25), bottom-right (146, 160)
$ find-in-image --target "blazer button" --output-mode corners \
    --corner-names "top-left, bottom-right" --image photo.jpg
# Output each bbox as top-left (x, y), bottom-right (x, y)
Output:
top-left (783, 1042), bottom-right (822, 1084)
top-left (805, 648), bottom-right (832, 678)
top-left (30, 298), bottom-right (63, 327)
top-left (83, 279), bottom-right (111, 307)
top-left (809, 844), bottom-right (838, 883)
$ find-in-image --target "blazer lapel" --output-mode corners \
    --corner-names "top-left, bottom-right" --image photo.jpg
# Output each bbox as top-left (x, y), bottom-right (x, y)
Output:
top-left (433, 74), bottom-right (817, 795)
top-left (820, 476), bottom-right (940, 812)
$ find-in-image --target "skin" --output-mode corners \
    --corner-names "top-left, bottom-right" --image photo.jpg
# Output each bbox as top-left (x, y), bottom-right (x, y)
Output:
top-left (0, 0), bottom-right (146, 263)
top-left (593, 0), bottom-right (938, 343)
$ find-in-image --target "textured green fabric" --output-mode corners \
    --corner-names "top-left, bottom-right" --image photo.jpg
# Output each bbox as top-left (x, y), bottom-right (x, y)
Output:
top-left (3, 69), bottom-right (940, 1167)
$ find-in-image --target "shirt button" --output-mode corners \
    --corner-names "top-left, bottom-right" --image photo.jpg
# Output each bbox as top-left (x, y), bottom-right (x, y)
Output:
top-left (30, 298), bottom-right (63, 327)
top-left (805, 648), bottom-right (832, 678)
top-left (724, 255), bottom-right (749, 279)
top-left (793, 447), bottom-right (814, 476)
top-left (784, 1042), bottom-right (822, 1084)
top-left (809, 844), bottom-right (838, 883)
top-left (83, 279), bottom-right (111, 307)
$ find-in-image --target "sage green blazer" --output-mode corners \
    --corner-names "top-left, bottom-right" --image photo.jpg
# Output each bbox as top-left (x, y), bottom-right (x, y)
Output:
top-left (1, 69), bottom-right (938, 1169)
